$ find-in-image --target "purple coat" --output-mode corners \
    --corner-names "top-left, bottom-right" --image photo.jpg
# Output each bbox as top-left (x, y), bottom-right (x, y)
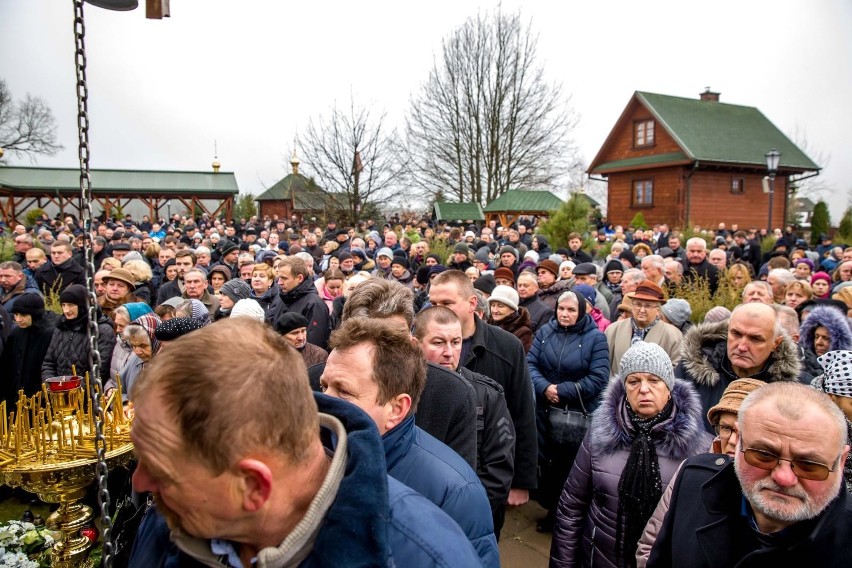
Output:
top-left (550, 377), bottom-right (712, 568)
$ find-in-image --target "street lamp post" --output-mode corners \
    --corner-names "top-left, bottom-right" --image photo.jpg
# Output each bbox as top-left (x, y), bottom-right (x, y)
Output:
top-left (765, 148), bottom-right (781, 234)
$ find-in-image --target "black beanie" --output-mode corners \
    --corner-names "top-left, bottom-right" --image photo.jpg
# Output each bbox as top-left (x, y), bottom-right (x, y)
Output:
top-left (11, 293), bottom-right (45, 317)
top-left (473, 274), bottom-right (496, 295)
top-left (163, 258), bottom-right (176, 269)
top-left (391, 257), bottom-right (410, 270)
top-left (416, 266), bottom-right (431, 286)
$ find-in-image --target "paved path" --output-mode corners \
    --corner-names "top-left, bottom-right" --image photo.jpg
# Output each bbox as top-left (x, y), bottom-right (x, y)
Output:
top-left (499, 501), bottom-right (552, 567)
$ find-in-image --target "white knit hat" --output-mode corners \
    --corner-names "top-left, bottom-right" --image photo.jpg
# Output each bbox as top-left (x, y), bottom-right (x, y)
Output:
top-left (618, 341), bottom-right (675, 391)
top-left (489, 285), bottom-right (519, 312)
top-left (229, 299), bottom-right (265, 322)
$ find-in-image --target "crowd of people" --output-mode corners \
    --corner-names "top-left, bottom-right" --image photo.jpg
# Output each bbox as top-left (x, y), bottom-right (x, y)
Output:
top-left (0, 211), bottom-right (851, 567)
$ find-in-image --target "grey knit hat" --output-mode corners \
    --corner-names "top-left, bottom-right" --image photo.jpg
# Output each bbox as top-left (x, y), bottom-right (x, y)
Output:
top-left (220, 278), bottom-right (252, 303)
top-left (660, 298), bottom-right (692, 329)
top-left (618, 341), bottom-right (675, 391)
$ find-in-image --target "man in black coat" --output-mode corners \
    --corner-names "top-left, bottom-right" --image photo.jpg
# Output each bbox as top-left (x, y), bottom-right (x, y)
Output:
top-left (34, 242), bottom-right (86, 294)
top-left (413, 306), bottom-right (515, 537)
top-left (681, 236), bottom-right (720, 296)
top-left (266, 256), bottom-right (330, 349)
top-left (517, 270), bottom-right (551, 334)
top-left (305, 279), bottom-right (477, 468)
top-left (429, 270), bottom-right (538, 508)
top-left (648, 382), bottom-right (852, 567)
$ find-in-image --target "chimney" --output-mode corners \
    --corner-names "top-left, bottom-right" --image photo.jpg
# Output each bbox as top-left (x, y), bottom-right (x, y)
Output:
top-left (700, 87), bottom-right (720, 102)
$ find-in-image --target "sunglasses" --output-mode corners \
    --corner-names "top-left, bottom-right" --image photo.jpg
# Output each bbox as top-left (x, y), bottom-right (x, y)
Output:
top-left (739, 442), bottom-right (841, 481)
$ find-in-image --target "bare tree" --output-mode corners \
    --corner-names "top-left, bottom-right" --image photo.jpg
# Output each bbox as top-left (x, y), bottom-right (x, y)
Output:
top-left (788, 124), bottom-right (830, 200)
top-left (404, 8), bottom-right (581, 206)
top-left (0, 78), bottom-right (63, 161)
top-left (299, 96), bottom-right (402, 225)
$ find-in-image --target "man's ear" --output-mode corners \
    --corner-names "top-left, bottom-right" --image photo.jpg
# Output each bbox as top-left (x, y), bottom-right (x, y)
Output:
top-left (236, 459), bottom-right (273, 512)
top-left (384, 394), bottom-right (412, 432)
top-left (773, 334), bottom-right (784, 350)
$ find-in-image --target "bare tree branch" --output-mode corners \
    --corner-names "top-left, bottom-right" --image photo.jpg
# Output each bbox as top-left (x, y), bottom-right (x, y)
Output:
top-left (0, 79), bottom-right (64, 161)
top-left (299, 95), bottom-right (403, 224)
top-left (403, 8), bottom-right (581, 206)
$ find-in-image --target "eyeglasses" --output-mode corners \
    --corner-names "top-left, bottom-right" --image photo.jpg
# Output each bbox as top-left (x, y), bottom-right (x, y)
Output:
top-left (713, 424), bottom-right (737, 440)
top-left (739, 444), bottom-right (841, 481)
top-left (632, 301), bottom-right (660, 311)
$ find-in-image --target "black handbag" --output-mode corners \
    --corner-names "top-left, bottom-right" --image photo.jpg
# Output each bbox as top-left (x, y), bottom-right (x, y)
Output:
top-left (547, 382), bottom-right (591, 446)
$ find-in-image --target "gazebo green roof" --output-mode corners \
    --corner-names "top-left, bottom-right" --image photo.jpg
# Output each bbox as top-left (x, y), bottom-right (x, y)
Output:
top-left (433, 201), bottom-right (485, 221)
top-left (483, 190), bottom-right (563, 213)
top-left (0, 166), bottom-right (238, 195)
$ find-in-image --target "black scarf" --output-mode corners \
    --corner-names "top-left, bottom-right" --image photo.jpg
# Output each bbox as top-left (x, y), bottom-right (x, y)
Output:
top-left (615, 398), bottom-right (673, 567)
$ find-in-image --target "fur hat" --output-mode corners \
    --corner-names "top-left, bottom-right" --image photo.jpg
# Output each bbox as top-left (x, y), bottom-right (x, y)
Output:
top-left (275, 312), bottom-right (309, 335)
top-left (707, 378), bottom-right (766, 425)
top-left (489, 285), bottom-right (518, 311)
top-left (493, 267), bottom-right (515, 285)
top-left (10, 293), bottom-right (44, 317)
top-left (229, 299), bottom-right (265, 322)
top-left (219, 278), bottom-right (252, 303)
top-left (618, 341), bottom-right (675, 391)
top-left (661, 298), bottom-right (692, 329)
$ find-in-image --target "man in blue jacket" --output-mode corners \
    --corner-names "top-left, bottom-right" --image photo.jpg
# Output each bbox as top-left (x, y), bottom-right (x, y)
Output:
top-left (128, 318), bottom-right (481, 567)
top-left (320, 317), bottom-right (500, 568)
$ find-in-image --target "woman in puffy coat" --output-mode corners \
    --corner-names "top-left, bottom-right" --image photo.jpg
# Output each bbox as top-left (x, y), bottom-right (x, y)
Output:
top-left (528, 290), bottom-right (610, 532)
top-left (799, 304), bottom-right (852, 366)
top-left (550, 342), bottom-right (711, 568)
top-left (42, 284), bottom-right (116, 383)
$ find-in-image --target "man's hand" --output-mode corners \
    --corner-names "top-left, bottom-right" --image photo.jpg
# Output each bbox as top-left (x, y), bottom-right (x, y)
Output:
top-left (506, 488), bottom-right (529, 507)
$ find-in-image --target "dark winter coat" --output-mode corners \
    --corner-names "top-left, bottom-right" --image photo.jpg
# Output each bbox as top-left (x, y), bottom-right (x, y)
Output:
top-left (0, 278), bottom-right (42, 315)
top-left (384, 415), bottom-right (500, 568)
top-left (533, 235), bottom-right (553, 257)
top-left (309, 361), bottom-right (478, 469)
top-left (538, 279), bottom-right (573, 310)
top-left (799, 304), bottom-right (852, 359)
top-left (462, 317), bottom-right (538, 490)
top-left (266, 278), bottom-right (331, 349)
top-left (128, 393), bottom-right (483, 568)
top-left (528, 314), bottom-right (610, 414)
top-left (0, 312), bottom-right (57, 407)
top-left (681, 257), bottom-right (720, 296)
top-left (155, 278), bottom-right (182, 306)
top-left (34, 258), bottom-right (86, 294)
top-left (520, 294), bottom-right (552, 334)
top-left (551, 378), bottom-right (712, 568)
top-left (675, 320), bottom-right (802, 432)
top-left (647, 454), bottom-right (852, 567)
top-left (488, 306), bottom-right (533, 353)
top-left (251, 282), bottom-right (279, 315)
top-left (41, 312), bottom-right (115, 382)
top-left (458, 367), bottom-right (515, 508)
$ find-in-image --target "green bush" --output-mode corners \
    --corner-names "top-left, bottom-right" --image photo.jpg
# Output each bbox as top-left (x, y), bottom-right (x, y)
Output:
top-left (25, 208), bottom-right (46, 227)
top-left (837, 207), bottom-right (852, 245)
top-left (537, 194), bottom-right (592, 249)
top-left (629, 212), bottom-right (648, 230)
top-left (810, 201), bottom-right (830, 245)
top-left (669, 272), bottom-right (741, 322)
top-left (427, 237), bottom-right (453, 265)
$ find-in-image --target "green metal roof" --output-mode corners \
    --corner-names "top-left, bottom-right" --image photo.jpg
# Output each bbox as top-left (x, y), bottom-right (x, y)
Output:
top-left (635, 92), bottom-right (820, 171)
top-left (256, 172), bottom-right (311, 201)
top-left (483, 190), bottom-right (563, 212)
top-left (433, 201), bottom-right (485, 221)
top-left (593, 151), bottom-right (691, 173)
top-left (0, 166), bottom-right (238, 194)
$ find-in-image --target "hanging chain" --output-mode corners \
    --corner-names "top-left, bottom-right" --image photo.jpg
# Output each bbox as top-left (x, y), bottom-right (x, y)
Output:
top-left (73, 1), bottom-right (115, 566)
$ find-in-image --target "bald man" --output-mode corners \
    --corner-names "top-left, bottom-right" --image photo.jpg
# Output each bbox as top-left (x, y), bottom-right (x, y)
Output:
top-left (676, 302), bottom-right (806, 432)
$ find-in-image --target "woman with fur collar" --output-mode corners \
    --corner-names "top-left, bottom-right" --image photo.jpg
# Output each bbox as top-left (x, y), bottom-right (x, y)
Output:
top-left (799, 304), bottom-right (852, 367)
top-left (551, 342), bottom-right (711, 568)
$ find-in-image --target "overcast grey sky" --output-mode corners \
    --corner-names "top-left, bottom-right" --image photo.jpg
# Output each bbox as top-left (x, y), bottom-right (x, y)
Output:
top-left (2, 0), bottom-right (851, 222)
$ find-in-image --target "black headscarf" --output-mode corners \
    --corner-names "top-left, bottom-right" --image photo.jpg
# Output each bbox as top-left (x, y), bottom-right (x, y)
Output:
top-left (555, 290), bottom-right (588, 334)
top-left (58, 284), bottom-right (89, 328)
top-left (615, 399), bottom-right (673, 566)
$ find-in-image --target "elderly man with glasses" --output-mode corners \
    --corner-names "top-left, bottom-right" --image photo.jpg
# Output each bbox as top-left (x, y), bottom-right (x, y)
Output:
top-left (604, 281), bottom-right (683, 371)
top-left (646, 381), bottom-right (852, 567)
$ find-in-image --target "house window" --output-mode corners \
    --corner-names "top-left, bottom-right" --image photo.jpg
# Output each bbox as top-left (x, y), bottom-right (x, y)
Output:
top-left (634, 119), bottom-right (655, 147)
top-left (633, 179), bottom-right (654, 207)
top-left (731, 177), bottom-right (745, 195)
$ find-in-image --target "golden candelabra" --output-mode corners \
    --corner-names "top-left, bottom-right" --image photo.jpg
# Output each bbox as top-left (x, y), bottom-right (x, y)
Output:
top-left (0, 374), bottom-right (134, 568)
